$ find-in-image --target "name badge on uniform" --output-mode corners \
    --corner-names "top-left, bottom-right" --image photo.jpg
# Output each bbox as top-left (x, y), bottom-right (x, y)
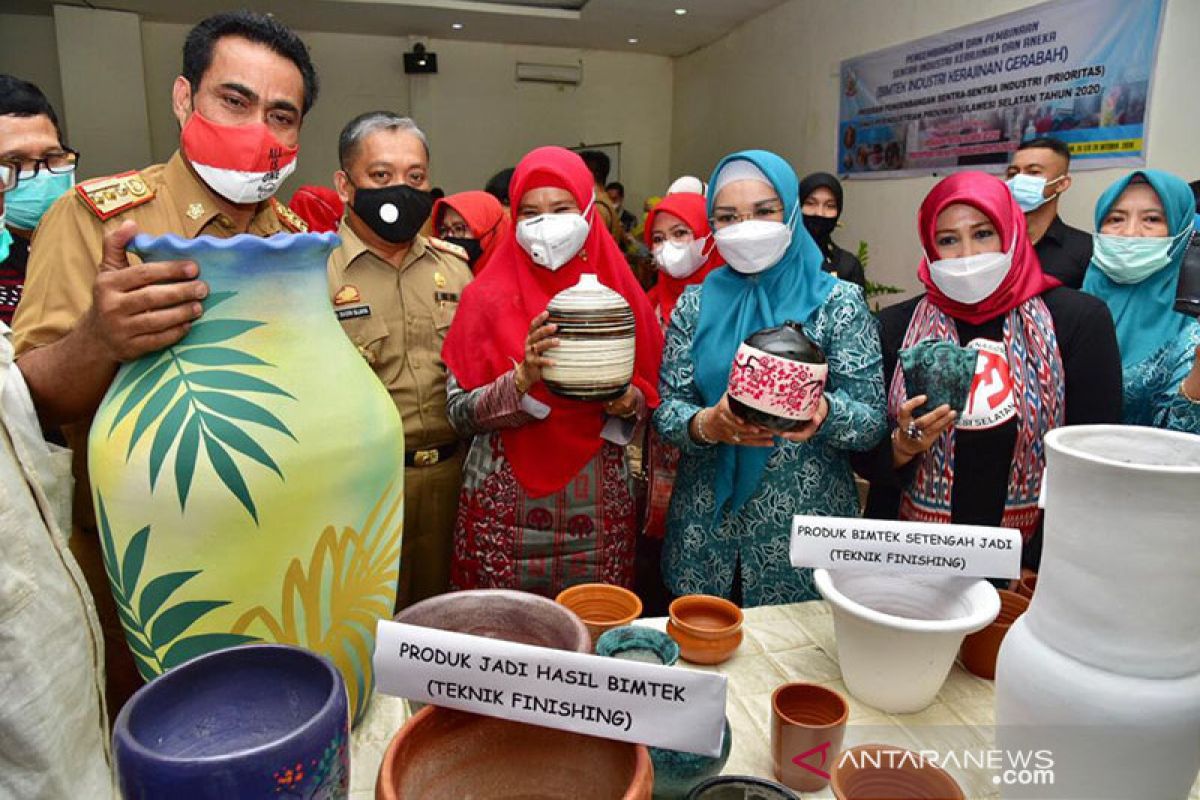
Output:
top-left (434, 291), bottom-right (459, 303)
top-left (336, 305), bottom-right (371, 321)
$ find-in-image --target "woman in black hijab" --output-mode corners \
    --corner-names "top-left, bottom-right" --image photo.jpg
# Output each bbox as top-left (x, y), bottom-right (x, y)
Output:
top-left (799, 172), bottom-right (866, 288)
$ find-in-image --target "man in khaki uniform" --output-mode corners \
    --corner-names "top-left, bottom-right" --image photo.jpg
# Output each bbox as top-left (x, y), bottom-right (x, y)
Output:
top-left (326, 112), bottom-right (471, 610)
top-left (12, 11), bottom-right (317, 720)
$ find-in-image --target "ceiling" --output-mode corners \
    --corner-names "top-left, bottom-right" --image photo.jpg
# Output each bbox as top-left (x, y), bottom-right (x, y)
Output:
top-left (6, 0), bottom-right (788, 57)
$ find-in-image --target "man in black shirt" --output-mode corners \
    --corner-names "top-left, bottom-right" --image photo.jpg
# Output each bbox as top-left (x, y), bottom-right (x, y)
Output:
top-left (1005, 137), bottom-right (1092, 288)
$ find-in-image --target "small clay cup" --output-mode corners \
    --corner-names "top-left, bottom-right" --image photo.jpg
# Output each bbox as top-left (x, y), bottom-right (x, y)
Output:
top-left (831, 744), bottom-right (964, 800)
top-left (596, 625), bottom-right (680, 666)
top-left (959, 589), bottom-right (1029, 680)
top-left (556, 583), bottom-right (643, 645)
top-left (771, 682), bottom-right (849, 792)
top-left (1015, 572), bottom-right (1037, 600)
top-left (667, 595), bottom-right (744, 665)
top-left (686, 775), bottom-right (799, 799)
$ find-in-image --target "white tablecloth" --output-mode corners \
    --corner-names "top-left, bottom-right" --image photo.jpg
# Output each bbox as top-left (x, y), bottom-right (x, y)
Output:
top-left (349, 600), bottom-right (1200, 799)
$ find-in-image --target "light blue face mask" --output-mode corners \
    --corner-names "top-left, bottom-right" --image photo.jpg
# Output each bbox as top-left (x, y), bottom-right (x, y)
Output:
top-left (1006, 173), bottom-right (1064, 214)
top-left (1091, 227), bottom-right (1193, 285)
top-left (0, 207), bottom-right (10, 263)
top-left (5, 168), bottom-right (74, 230)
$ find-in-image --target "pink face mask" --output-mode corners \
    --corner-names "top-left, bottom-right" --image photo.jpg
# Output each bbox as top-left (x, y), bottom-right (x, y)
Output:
top-left (181, 110), bottom-right (298, 204)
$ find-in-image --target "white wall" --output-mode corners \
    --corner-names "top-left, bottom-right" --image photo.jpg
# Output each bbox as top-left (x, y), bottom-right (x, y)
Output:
top-left (118, 22), bottom-right (674, 211)
top-left (0, 14), bottom-right (65, 137)
top-left (1, 13), bottom-right (671, 209)
top-left (55, 6), bottom-right (153, 178)
top-left (671, 0), bottom-right (1200, 300)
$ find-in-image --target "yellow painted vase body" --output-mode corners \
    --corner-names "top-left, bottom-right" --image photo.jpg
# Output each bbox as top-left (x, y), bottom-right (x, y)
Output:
top-left (89, 232), bottom-right (404, 724)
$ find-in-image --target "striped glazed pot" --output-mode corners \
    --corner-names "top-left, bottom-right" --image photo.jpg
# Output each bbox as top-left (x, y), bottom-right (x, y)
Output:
top-left (543, 273), bottom-right (636, 401)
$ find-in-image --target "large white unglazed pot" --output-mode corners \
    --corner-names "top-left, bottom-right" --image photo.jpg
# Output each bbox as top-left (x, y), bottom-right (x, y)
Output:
top-left (815, 569), bottom-right (999, 713)
top-left (995, 425), bottom-right (1200, 800)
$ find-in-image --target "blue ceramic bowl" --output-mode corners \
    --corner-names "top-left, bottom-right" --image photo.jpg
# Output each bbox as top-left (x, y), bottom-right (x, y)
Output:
top-left (113, 643), bottom-right (349, 799)
top-left (595, 625), bottom-right (681, 666)
top-left (686, 775), bottom-right (800, 800)
top-left (650, 717), bottom-right (733, 799)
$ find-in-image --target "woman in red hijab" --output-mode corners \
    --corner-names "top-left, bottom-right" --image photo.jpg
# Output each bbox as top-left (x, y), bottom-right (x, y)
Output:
top-left (853, 171), bottom-right (1121, 571)
top-left (643, 192), bottom-right (723, 328)
top-left (431, 190), bottom-right (506, 273)
top-left (442, 147), bottom-right (663, 595)
top-left (639, 192), bottom-right (724, 554)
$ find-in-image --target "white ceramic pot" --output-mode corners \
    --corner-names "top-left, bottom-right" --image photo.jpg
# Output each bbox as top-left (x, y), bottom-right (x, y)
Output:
top-left (996, 425), bottom-right (1200, 800)
top-left (815, 569), bottom-right (999, 714)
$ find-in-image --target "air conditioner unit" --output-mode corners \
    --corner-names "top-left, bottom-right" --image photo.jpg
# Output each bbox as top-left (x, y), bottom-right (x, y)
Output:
top-left (515, 62), bottom-right (582, 86)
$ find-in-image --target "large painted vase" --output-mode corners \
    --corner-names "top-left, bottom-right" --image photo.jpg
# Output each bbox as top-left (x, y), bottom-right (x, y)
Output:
top-left (88, 232), bottom-right (404, 725)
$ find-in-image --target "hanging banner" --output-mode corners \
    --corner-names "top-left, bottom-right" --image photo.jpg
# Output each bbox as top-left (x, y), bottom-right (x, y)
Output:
top-left (837, 0), bottom-right (1166, 179)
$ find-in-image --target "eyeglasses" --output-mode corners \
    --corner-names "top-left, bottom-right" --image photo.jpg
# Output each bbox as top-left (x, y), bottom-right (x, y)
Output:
top-left (651, 227), bottom-right (696, 248)
top-left (438, 222), bottom-right (472, 239)
top-left (709, 203), bottom-right (785, 229)
top-left (1, 148), bottom-right (80, 191)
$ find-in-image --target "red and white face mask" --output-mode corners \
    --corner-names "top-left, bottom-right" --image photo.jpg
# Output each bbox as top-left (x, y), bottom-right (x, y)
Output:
top-left (181, 110), bottom-right (298, 204)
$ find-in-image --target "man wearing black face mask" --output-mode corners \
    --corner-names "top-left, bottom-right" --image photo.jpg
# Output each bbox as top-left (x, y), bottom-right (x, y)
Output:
top-left (798, 171), bottom-right (866, 288)
top-left (327, 111), bottom-right (471, 611)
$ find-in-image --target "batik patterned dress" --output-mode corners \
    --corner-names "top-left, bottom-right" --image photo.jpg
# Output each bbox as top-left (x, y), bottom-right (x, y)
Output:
top-left (446, 370), bottom-right (642, 596)
top-left (1121, 322), bottom-right (1200, 432)
top-left (654, 282), bottom-right (886, 606)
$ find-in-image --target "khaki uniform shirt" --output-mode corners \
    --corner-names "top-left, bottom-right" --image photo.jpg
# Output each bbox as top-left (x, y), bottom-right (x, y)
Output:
top-left (326, 222), bottom-right (471, 451)
top-left (13, 150), bottom-right (303, 354)
top-left (10, 150), bottom-right (304, 526)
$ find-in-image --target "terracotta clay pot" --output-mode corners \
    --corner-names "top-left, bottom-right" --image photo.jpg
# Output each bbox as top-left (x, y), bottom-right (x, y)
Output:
top-left (395, 588), bottom-right (592, 653)
top-left (556, 583), bottom-right (643, 644)
top-left (831, 744), bottom-right (963, 800)
top-left (959, 589), bottom-right (1028, 680)
top-left (667, 595), bottom-right (744, 665)
top-left (1014, 572), bottom-right (1037, 600)
top-left (376, 706), bottom-right (653, 800)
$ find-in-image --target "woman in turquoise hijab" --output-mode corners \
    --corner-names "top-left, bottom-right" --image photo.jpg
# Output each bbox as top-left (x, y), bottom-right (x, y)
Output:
top-left (1082, 170), bottom-right (1200, 432)
top-left (652, 150), bottom-right (886, 606)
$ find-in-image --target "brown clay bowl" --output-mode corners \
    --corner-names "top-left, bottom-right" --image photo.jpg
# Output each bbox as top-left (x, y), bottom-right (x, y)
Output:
top-left (376, 705), bottom-right (654, 799)
top-left (831, 744), bottom-right (964, 800)
top-left (667, 595), bottom-right (744, 665)
top-left (394, 588), bottom-right (592, 653)
top-left (556, 583), bottom-right (643, 645)
top-left (959, 589), bottom-right (1029, 680)
top-left (1015, 572), bottom-right (1037, 600)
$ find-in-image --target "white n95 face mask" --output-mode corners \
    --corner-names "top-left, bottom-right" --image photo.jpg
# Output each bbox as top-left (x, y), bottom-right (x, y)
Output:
top-left (713, 206), bottom-right (796, 275)
top-left (515, 197), bottom-right (594, 271)
top-left (654, 236), bottom-right (710, 279)
top-left (926, 233), bottom-right (1017, 304)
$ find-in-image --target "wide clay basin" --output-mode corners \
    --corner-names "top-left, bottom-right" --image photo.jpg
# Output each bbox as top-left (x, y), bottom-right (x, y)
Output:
top-left (395, 588), bottom-right (592, 653)
top-left (376, 706), bottom-right (653, 799)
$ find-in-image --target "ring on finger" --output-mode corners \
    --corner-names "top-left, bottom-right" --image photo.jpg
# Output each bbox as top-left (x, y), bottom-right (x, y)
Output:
top-left (905, 422), bottom-right (922, 440)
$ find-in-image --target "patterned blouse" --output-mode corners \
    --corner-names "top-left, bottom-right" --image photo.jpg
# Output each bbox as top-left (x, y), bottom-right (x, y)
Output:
top-left (653, 282), bottom-right (887, 606)
top-left (445, 369), bottom-right (645, 596)
top-left (1121, 321), bottom-right (1200, 432)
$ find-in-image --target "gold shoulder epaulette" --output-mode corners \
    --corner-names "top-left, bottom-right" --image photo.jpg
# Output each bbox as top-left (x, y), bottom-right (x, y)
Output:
top-left (427, 236), bottom-right (468, 262)
top-left (271, 198), bottom-right (309, 233)
top-left (74, 170), bottom-right (155, 221)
